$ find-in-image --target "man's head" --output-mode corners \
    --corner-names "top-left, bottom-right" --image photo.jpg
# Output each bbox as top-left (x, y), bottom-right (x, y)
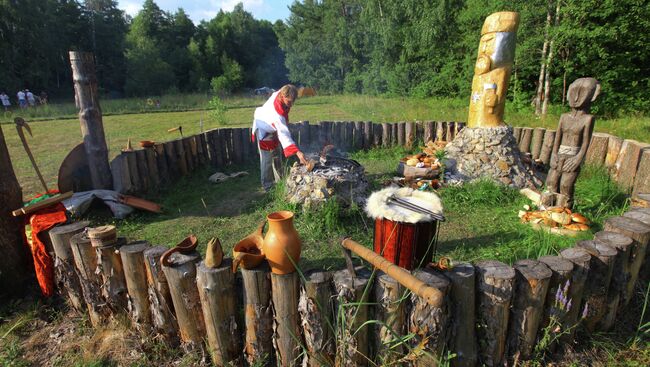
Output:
top-left (278, 84), bottom-right (298, 108)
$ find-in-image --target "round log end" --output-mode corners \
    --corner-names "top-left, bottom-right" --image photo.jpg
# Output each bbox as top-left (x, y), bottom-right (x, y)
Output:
top-left (604, 216), bottom-right (650, 235)
top-left (576, 240), bottom-right (617, 258)
top-left (538, 255), bottom-right (573, 274)
top-left (594, 231), bottom-right (633, 251)
top-left (120, 241), bottom-right (150, 254)
top-left (197, 259), bottom-right (232, 274)
top-left (446, 262), bottom-right (475, 281)
top-left (304, 269), bottom-right (331, 284)
top-left (513, 259), bottom-right (552, 281)
top-left (70, 231), bottom-right (91, 246)
top-left (560, 247), bottom-right (591, 264)
top-left (623, 211), bottom-right (650, 226)
top-left (162, 251), bottom-right (201, 268)
top-left (475, 260), bottom-right (516, 280)
top-left (50, 221), bottom-right (90, 236)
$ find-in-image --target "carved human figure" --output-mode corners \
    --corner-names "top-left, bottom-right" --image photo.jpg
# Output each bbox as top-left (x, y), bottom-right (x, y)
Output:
top-left (545, 77), bottom-right (601, 208)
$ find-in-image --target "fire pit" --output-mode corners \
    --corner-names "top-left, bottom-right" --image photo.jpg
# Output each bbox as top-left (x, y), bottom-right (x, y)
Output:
top-left (285, 153), bottom-right (369, 208)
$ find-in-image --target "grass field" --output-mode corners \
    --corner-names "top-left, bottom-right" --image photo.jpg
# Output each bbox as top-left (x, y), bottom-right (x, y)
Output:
top-left (2, 94), bottom-right (649, 197)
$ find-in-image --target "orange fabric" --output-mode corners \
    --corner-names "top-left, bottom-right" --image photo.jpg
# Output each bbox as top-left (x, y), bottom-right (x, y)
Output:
top-left (28, 203), bottom-right (67, 297)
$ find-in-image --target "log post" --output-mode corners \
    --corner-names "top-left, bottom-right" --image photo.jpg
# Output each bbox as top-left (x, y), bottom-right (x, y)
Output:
top-left (241, 265), bottom-right (274, 366)
top-left (373, 272), bottom-right (406, 364)
top-left (409, 268), bottom-right (450, 366)
top-left (531, 128), bottom-right (545, 160)
top-left (406, 122), bottom-right (417, 147)
top-left (343, 122), bottom-right (352, 149)
top-left (576, 240), bottom-right (616, 331)
top-left (391, 123), bottom-right (398, 146)
top-left (332, 121), bottom-right (342, 147)
top-left (585, 132), bottom-right (611, 166)
top-left (215, 129), bottom-right (227, 167)
top-left (416, 121), bottom-right (425, 142)
top-left (319, 121), bottom-right (331, 146)
top-left (232, 128), bottom-right (243, 164)
top-left (539, 130), bottom-right (556, 165)
top-left (397, 122), bottom-right (406, 147)
top-left (559, 247), bottom-right (591, 341)
top-left (299, 121), bottom-right (311, 148)
top-left (512, 127), bottom-right (522, 144)
top-left (206, 130), bottom-right (218, 167)
top-left (537, 255), bottom-right (573, 348)
top-left (197, 260), bottom-right (242, 366)
top-left (506, 260), bottom-right (552, 361)
top-left (475, 260), bottom-right (515, 367)
top-left (49, 221), bottom-right (89, 313)
top-left (593, 231), bottom-right (634, 330)
top-left (605, 135), bottom-right (623, 169)
top-left (603, 216), bottom-right (650, 306)
top-left (123, 151), bottom-right (141, 193)
top-left (135, 149), bottom-right (150, 193)
top-left (632, 149), bottom-right (650, 197)
top-left (446, 262), bottom-right (477, 367)
top-left (423, 121), bottom-right (434, 144)
top-left (614, 140), bottom-right (649, 190)
top-left (69, 51), bottom-right (112, 189)
top-left (333, 267), bottom-right (371, 366)
top-left (196, 133), bottom-right (207, 165)
top-left (70, 231), bottom-right (110, 326)
top-left (119, 241), bottom-right (152, 329)
top-left (436, 121), bottom-right (446, 142)
top-left (300, 270), bottom-right (335, 366)
top-left (271, 271), bottom-right (302, 366)
top-left (173, 138), bottom-right (188, 175)
top-left (372, 123), bottom-right (382, 147)
top-left (143, 246), bottom-right (178, 340)
top-left (363, 121), bottom-right (373, 149)
top-left (110, 155), bottom-right (131, 194)
top-left (145, 147), bottom-right (160, 189)
top-left (519, 127), bottom-right (533, 154)
top-left (223, 128), bottom-right (235, 164)
top-left (161, 251), bottom-right (206, 348)
top-left (353, 121), bottom-right (363, 150)
top-left (163, 141), bottom-right (178, 177)
top-left (89, 227), bottom-right (129, 314)
top-left (446, 121), bottom-right (455, 141)
top-left (182, 136), bottom-right (195, 172)
top-left (382, 123), bottom-right (391, 148)
top-left (154, 143), bottom-right (169, 186)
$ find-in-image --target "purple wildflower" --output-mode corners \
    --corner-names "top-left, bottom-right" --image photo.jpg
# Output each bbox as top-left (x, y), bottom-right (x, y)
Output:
top-left (581, 303), bottom-right (589, 319)
top-left (566, 299), bottom-right (572, 313)
top-left (563, 280), bottom-right (570, 294)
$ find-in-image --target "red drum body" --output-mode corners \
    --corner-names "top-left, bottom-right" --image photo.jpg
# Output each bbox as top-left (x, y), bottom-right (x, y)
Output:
top-left (373, 218), bottom-right (438, 270)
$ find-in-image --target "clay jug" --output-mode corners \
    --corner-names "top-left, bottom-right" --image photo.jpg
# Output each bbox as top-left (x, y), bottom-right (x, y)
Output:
top-left (263, 211), bottom-right (301, 274)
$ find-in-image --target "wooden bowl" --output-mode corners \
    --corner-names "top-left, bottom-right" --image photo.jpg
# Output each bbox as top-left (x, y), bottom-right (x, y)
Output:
top-left (139, 140), bottom-right (155, 148)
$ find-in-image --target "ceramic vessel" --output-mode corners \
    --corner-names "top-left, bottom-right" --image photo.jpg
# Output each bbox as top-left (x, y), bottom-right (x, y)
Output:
top-left (232, 222), bottom-right (266, 272)
top-left (263, 211), bottom-right (301, 274)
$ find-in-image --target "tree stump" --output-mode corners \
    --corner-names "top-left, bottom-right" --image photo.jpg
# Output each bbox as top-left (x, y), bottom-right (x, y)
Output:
top-left (559, 247), bottom-right (591, 341)
top-left (506, 260), bottom-right (552, 360)
top-left (593, 231), bottom-right (634, 330)
top-left (585, 132), bottom-right (611, 166)
top-left (363, 121), bottom-right (373, 149)
top-left (120, 241), bottom-right (152, 329)
top-left (409, 268), bottom-right (450, 366)
top-left (49, 221), bottom-right (89, 313)
top-left (475, 260), bottom-right (515, 367)
top-left (242, 265), bottom-right (274, 366)
top-left (397, 122), bottom-right (406, 147)
top-left (604, 216), bottom-right (650, 306)
top-left (197, 260), bottom-right (242, 366)
top-left (576, 240), bottom-right (617, 331)
top-left (605, 135), bottom-right (623, 169)
top-left (94, 235), bottom-right (129, 314)
top-left (300, 270), bottom-right (335, 367)
top-left (372, 123), bottom-right (382, 147)
top-left (539, 130), bottom-right (556, 165)
top-left (446, 262), bottom-right (477, 367)
top-left (70, 231), bottom-right (110, 326)
top-left (110, 155), bottom-right (132, 194)
top-left (333, 267), bottom-right (371, 367)
top-left (519, 128), bottom-right (533, 154)
top-left (373, 272), bottom-right (406, 364)
top-left (161, 251), bottom-right (206, 348)
top-left (406, 122), bottom-right (417, 147)
top-left (271, 271), bottom-right (302, 366)
top-left (531, 128), bottom-right (545, 160)
top-left (143, 246), bottom-right (178, 340)
top-left (537, 255), bottom-right (573, 347)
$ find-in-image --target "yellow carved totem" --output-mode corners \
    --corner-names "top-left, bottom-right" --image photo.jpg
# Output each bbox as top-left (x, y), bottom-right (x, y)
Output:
top-left (468, 12), bottom-right (520, 128)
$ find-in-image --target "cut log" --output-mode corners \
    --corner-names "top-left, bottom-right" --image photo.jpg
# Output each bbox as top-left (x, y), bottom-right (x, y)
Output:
top-left (363, 121), bottom-right (373, 149)
top-left (559, 247), bottom-right (591, 341)
top-left (49, 221), bottom-right (89, 313)
top-left (519, 127), bottom-right (534, 154)
top-left (162, 251), bottom-right (205, 347)
top-left (585, 133), bottom-right (611, 166)
top-left (300, 270), bottom-right (335, 367)
top-left (110, 155), bottom-right (131, 194)
top-left (70, 231), bottom-right (110, 326)
top-left (120, 241), bottom-right (152, 329)
top-left (603, 216), bottom-right (650, 306)
top-left (123, 150), bottom-right (141, 193)
top-left (507, 260), bottom-right (552, 360)
top-left (446, 262), bottom-right (477, 367)
top-left (372, 123), bottom-right (382, 147)
top-left (144, 147), bottom-right (160, 189)
top-left (409, 268), bottom-right (450, 366)
top-left (197, 260), bottom-right (242, 366)
top-left (576, 240), bottom-right (616, 331)
top-left (333, 267), bottom-right (371, 367)
top-left (632, 149), bottom-right (650, 197)
top-left (436, 121), bottom-right (446, 142)
top-left (406, 122), bottom-right (417, 147)
top-left (143, 246), bottom-right (178, 340)
top-left (271, 271), bottom-right (302, 366)
top-left (241, 265), bottom-right (274, 366)
top-left (475, 260), bottom-right (515, 367)
top-left (397, 122), bottom-right (406, 147)
top-left (353, 121), bottom-right (363, 150)
top-left (539, 130), bottom-right (556, 165)
top-left (593, 231), bottom-right (634, 330)
top-left (512, 127), bottom-right (522, 144)
top-left (135, 149), bottom-right (150, 193)
top-left (531, 128), bottom-right (546, 160)
top-left (537, 255), bottom-right (573, 347)
top-left (614, 140), bottom-right (649, 190)
top-left (93, 234), bottom-right (129, 314)
top-left (382, 123), bottom-right (391, 148)
top-left (374, 272), bottom-right (406, 364)
top-left (605, 135), bottom-right (623, 169)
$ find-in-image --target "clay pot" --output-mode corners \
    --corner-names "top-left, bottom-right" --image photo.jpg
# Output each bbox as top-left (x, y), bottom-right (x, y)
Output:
top-left (139, 140), bottom-right (155, 148)
top-left (263, 211), bottom-right (301, 274)
top-left (232, 222), bottom-right (266, 272)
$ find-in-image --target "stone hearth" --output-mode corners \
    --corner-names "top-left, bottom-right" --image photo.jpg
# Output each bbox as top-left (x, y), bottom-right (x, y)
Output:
top-left (285, 155), bottom-right (369, 208)
top-left (444, 126), bottom-right (540, 188)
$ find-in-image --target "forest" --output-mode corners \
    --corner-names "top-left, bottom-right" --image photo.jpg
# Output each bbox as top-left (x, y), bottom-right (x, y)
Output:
top-left (1, 0), bottom-right (648, 115)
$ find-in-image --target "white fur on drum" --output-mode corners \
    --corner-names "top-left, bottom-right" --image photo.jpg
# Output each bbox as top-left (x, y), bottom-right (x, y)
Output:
top-left (365, 187), bottom-right (443, 224)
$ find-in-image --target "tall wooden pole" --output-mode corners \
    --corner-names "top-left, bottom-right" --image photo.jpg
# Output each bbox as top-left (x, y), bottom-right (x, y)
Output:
top-left (0, 123), bottom-right (33, 297)
top-left (69, 51), bottom-right (112, 189)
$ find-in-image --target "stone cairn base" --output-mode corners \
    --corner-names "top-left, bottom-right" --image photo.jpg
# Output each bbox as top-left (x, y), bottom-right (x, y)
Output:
top-left (444, 126), bottom-right (540, 188)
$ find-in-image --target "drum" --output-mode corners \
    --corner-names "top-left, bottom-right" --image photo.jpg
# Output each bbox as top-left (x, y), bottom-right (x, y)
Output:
top-left (366, 187), bottom-right (443, 270)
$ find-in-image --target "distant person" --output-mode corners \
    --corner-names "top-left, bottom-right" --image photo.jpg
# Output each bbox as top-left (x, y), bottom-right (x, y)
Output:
top-left (0, 92), bottom-right (10, 111)
top-left (26, 89), bottom-right (36, 107)
top-left (17, 90), bottom-right (26, 109)
top-left (39, 91), bottom-right (48, 105)
top-left (251, 84), bottom-right (307, 191)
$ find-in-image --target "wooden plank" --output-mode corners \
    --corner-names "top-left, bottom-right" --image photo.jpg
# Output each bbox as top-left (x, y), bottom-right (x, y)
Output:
top-left (174, 138), bottom-right (188, 175)
top-left (223, 128), bottom-right (234, 165)
top-left (154, 143), bottom-right (169, 186)
top-left (124, 150), bottom-right (141, 193)
top-left (182, 136), bottom-right (195, 172)
top-left (163, 141), bottom-right (179, 178)
top-left (12, 191), bottom-right (73, 217)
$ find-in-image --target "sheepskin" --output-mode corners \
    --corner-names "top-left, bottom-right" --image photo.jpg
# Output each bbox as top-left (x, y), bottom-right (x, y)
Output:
top-left (365, 186), bottom-right (443, 224)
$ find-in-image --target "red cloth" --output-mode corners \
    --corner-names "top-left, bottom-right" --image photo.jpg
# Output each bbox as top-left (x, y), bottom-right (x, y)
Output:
top-left (273, 93), bottom-right (290, 122)
top-left (28, 203), bottom-right (67, 297)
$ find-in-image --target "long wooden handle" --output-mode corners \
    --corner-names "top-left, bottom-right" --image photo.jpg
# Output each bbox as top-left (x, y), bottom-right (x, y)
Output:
top-left (341, 238), bottom-right (444, 307)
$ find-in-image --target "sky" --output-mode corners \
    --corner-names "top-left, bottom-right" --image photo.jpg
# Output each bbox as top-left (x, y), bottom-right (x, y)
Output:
top-left (117, 0), bottom-right (294, 24)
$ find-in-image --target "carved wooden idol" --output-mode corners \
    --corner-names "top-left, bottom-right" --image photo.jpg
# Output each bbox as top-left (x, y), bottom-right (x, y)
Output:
top-left (545, 77), bottom-right (601, 208)
top-left (467, 11), bottom-right (520, 128)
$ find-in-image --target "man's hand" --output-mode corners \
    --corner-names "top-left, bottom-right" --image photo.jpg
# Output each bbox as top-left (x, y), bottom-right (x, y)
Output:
top-left (296, 150), bottom-right (308, 165)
